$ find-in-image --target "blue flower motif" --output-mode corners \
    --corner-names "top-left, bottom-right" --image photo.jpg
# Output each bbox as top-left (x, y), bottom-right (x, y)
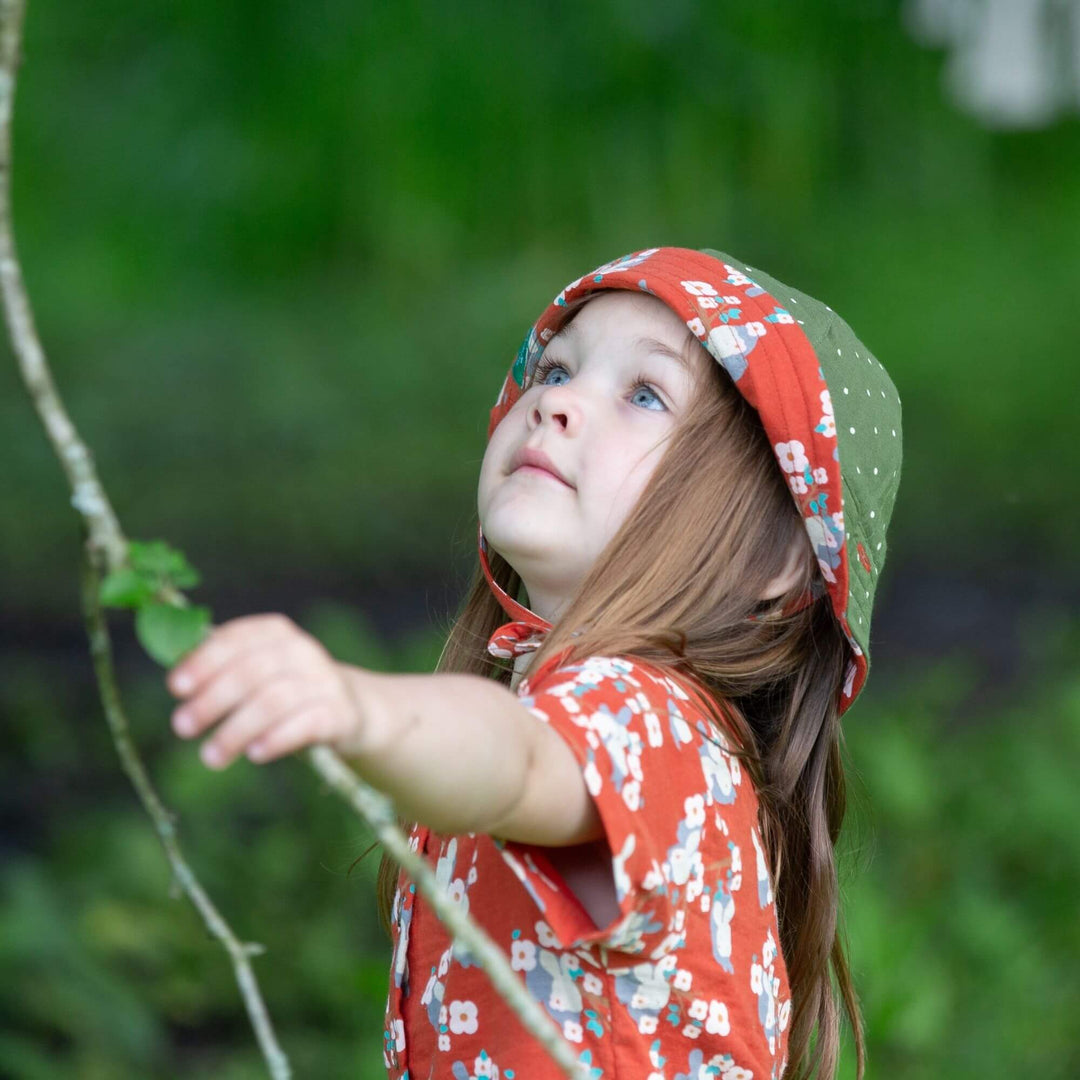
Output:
top-left (649, 1038), bottom-right (666, 1068)
top-left (576, 1049), bottom-right (604, 1079)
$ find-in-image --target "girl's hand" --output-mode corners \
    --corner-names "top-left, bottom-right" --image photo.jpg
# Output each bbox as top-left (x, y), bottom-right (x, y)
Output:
top-left (165, 613), bottom-right (364, 770)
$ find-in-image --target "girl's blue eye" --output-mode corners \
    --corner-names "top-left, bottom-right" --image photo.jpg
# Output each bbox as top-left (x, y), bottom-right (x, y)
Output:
top-left (630, 384), bottom-right (663, 410)
top-left (536, 362), bottom-right (569, 387)
top-left (531, 358), bottom-right (666, 412)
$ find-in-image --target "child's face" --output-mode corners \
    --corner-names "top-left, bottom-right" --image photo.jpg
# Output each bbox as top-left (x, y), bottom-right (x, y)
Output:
top-left (478, 291), bottom-right (708, 623)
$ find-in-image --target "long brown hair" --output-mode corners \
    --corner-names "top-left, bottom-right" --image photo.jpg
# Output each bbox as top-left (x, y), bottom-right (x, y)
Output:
top-left (352, 315), bottom-right (865, 1079)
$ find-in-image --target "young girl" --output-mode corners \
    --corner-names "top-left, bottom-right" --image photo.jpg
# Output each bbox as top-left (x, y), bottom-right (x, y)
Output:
top-left (166, 246), bottom-right (902, 1080)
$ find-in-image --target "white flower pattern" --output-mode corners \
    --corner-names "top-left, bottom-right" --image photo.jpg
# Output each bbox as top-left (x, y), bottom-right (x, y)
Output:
top-left (383, 644), bottom-right (790, 1080)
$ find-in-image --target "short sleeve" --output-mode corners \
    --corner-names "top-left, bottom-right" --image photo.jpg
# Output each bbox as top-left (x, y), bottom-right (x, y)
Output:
top-left (493, 654), bottom-right (754, 960)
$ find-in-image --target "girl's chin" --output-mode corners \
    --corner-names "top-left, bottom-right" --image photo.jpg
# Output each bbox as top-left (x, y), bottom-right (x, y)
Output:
top-left (482, 530), bottom-right (580, 569)
top-left (487, 496), bottom-right (566, 529)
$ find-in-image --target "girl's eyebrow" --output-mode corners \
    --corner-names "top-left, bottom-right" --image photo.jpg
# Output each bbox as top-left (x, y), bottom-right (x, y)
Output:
top-left (549, 322), bottom-right (697, 376)
top-left (632, 335), bottom-right (696, 375)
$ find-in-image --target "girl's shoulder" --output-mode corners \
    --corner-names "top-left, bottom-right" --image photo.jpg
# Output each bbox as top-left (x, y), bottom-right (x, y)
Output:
top-left (519, 650), bottom-right (743, 755)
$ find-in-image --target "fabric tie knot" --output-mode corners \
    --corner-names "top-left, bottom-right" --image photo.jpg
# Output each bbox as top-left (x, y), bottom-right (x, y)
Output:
top-left (487, 621), bottom-right (548, 659)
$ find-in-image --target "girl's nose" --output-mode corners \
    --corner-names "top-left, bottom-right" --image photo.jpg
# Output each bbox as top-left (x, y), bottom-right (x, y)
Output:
top-left (529, 383), bottom-right (580, 433)
top-left (531, 402), bottom-right (568, 430)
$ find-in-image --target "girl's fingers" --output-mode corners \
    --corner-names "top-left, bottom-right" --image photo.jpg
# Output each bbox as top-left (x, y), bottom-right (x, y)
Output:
top-left (198, 678), bottom-right (324, 773)
top-left (244, 706), bottom-right (339, 765)
top-left (167, 614), bottom-right (297, 698)
top-left (171, 643), bottom-right (285, 737)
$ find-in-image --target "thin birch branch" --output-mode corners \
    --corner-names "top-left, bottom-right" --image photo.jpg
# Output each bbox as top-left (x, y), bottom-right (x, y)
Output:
top-left (0, 1), bottom-right (586, 1075)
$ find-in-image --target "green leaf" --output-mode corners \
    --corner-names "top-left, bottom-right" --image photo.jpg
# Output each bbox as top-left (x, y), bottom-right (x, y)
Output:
top-left (127, 540), bottom-right (201, 590)
top-left (135, 603), bottom-right (212, 667)
top-left (99, 568), bottom-right (156, 609)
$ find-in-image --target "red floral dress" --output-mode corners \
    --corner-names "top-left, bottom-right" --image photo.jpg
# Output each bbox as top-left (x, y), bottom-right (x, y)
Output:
top-left (381, 621), bottom-right (791, 1079)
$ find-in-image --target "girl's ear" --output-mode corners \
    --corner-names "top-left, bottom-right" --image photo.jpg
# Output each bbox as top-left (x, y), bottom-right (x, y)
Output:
top-left (759, 533), bottom-right (809, 601)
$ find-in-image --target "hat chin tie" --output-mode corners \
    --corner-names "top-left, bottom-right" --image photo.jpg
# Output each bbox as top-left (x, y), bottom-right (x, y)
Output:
top-left (477, 524), bottom-right (552, 633)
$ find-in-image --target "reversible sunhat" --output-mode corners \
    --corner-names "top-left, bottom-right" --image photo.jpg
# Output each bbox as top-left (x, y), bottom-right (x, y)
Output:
top-left (479, 247), bottom-right (903, 717)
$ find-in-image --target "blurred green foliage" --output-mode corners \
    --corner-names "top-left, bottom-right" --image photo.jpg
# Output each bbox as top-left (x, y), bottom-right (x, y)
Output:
top-left (2, 0), bottom-right (1077, 1076)
top-left (838, 611), bottom-right (1080, 1077)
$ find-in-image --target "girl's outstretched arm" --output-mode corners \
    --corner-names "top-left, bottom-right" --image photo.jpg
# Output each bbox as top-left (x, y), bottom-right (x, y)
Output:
top-left (337, 665), bottom-right (604, 848)
top-left (165, 613), bottom-right (601, 847)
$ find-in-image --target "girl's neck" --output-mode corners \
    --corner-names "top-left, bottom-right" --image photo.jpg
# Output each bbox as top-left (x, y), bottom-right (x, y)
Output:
top-left (510, 651), bottom-right (534, 693)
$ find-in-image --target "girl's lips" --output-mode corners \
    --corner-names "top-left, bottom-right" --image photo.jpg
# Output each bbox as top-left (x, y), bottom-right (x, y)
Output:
top-left (514, 464), bottom-right (572, 486)
top-left (511, 446), bottom-right (573, 486)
